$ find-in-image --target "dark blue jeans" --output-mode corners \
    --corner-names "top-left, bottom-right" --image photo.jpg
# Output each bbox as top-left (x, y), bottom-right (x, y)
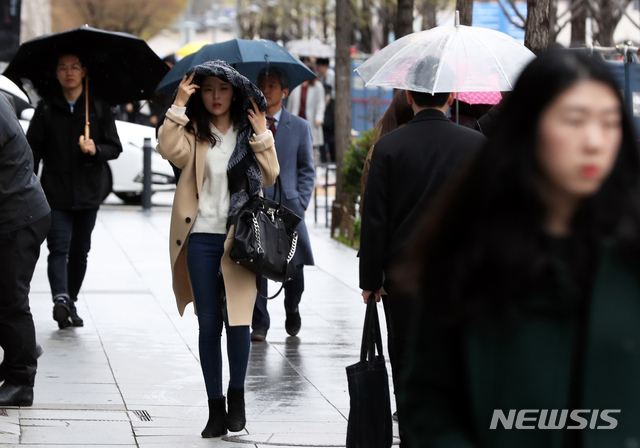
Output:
top-left (187, 233), bottom-right (250, 399)
top-left (252, 265), bottom-right (304, 331)
top-left (46, 209), bottom-right (98, 302)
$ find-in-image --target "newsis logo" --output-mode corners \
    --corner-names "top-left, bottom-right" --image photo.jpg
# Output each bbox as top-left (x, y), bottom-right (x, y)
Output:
top-left (490, 409), bottom-right (620, 430)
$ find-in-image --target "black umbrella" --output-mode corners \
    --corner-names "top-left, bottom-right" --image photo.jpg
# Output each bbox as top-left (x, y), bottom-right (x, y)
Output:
top-left (3, 25), bottom-right (169, 106)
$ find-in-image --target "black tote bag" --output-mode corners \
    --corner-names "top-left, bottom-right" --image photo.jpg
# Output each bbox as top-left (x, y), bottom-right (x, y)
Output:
top-left (345, 296), bottom-right (393, 448)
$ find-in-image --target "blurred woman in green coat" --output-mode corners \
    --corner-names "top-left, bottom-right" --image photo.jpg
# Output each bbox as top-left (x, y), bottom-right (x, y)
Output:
top-left (398, 48), bottom-right (640, 448)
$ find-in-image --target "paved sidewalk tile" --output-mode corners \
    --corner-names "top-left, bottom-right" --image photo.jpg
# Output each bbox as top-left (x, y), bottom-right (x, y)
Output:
top-left (1, 194), bottom-right (399, 446)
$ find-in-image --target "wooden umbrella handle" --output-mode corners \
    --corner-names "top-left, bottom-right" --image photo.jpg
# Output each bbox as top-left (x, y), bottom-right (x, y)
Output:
top-left (79, 75), bottom-right (90, 152)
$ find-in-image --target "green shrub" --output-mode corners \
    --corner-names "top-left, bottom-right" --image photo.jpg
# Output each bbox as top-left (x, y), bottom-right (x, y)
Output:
top-left (341, 128), bottom-right (379, 206)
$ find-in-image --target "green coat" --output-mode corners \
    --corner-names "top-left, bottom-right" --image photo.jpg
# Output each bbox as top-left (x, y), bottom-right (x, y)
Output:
top-left (399, 244), bottom-right (640, 448)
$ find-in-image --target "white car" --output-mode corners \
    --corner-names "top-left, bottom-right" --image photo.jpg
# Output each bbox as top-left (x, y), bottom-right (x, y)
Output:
top-left (107, 120), bottom-right (176, 204)
top-left (2, 76), bottom-right (176, 204)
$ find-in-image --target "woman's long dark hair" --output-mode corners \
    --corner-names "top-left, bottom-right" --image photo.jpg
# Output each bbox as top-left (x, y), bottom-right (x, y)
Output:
top-left (399, 48), bottom-right (640, 322)
top-left (375, 90), bottom-right (414, 138)
top-left (185, 74), bottom-right (244, 146)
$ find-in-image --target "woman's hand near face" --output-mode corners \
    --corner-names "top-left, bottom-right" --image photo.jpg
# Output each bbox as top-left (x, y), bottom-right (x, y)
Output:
top-left (247, 97), bottom-right (267, 135)
top-left (174, 72), bottom-right (199, 108)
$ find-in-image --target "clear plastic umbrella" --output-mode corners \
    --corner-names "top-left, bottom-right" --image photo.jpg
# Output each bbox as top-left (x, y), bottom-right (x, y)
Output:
top-left (355, 12), bottom-right (535, 94)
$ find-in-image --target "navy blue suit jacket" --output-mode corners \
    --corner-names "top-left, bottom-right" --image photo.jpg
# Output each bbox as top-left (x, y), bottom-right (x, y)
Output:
top-left (263, 107), bottom-right (315, 266)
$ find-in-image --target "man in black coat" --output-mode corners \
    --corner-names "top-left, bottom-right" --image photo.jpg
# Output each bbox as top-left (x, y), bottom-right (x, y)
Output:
top-left (0, 93), bottom-right (51, 406)
top-left (27, 54), bottom-right (122, 329)
top-left (359, 88), bottom-right (487, 447)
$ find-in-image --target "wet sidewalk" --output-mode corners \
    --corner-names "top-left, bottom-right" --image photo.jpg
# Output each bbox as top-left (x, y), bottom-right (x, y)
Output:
top-left (0, 192), bottom-right (399, 447)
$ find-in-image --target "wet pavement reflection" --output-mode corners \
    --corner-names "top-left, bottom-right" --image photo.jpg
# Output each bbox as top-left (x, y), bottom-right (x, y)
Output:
top-left (0, 193), bottom-right (399, 447)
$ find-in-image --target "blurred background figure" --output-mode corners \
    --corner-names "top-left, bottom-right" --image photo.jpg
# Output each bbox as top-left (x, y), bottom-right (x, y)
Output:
top-left (0, 93), bottom-right (50, 406)
top-left (287, 57), bottom-right (326, 164)
top-left (316, 57), bottom-right (336, 163)
top-left (398, 48), bottom-right (640, 447)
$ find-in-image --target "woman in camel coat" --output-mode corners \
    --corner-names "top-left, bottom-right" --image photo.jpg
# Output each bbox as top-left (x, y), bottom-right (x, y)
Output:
top-left (157, 60), bottom-right (279, 439)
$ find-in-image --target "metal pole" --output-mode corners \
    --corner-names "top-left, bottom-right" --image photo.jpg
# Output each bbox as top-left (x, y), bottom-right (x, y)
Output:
top-left (142, 137), bottom-right (152, 210)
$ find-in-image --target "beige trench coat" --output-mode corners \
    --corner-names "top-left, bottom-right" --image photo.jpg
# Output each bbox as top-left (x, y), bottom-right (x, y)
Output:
top-left (157, 108), bottom-right (280, 325)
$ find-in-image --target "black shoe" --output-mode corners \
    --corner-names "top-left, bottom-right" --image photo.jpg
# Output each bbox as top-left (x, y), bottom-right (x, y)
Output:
top-left (202, 397), bottom-right (227, 438)
top-left (67, 301), bottom-right (84, 327)
top-left (0, 381), bottom-right (33, 406)
top-left (250, 329), bottom-right (267, 342)
top-left (285, 311), bottom-right (301, 336)
top-left (53, 297), bottom-right (72, 329)
top-left (227, 388), bottom-right (246, 432)
top-left (35, 343), bottom-right (44, 358)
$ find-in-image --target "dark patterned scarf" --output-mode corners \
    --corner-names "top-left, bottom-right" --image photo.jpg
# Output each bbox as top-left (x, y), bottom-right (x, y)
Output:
top-left (185, 60), bottom-right (268, 228)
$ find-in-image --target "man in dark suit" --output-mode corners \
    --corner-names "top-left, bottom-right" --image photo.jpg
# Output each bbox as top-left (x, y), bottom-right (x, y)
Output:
top-left (359, 87), bottom-right (487, 447)
top-left (251, 67), bottom-right (315, 341)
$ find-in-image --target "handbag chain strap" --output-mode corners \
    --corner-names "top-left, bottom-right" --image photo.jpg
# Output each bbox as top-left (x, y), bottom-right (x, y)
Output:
top-left (252, 212), bottom-right (298, 264)
top-left (287, 232), bottom-right (298, 263)
top-left (252, 213), bottom-right (264, 255)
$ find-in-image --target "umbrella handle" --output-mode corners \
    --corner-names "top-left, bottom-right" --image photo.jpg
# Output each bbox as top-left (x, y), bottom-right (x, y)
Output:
top-left (85, 74), bottom-right (90, 139)
top-left (80, 75), bottom-right (90, 153)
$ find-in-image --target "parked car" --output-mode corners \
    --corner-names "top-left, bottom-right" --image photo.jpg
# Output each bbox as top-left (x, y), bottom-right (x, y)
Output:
top-left (2, 76), bottom-right (176, 204)
top-left (106, 120), bottom-right (176, 204)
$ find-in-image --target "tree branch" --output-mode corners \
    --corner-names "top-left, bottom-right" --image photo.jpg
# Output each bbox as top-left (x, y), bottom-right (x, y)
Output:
top-left (506, 0), bottom-right (527, 23)
top-left (555, 0), bottom-right (583, 22)
top-left (496, 0), bottom-right (525, 29)
top-left (624, 9), bottom-right (640, 30)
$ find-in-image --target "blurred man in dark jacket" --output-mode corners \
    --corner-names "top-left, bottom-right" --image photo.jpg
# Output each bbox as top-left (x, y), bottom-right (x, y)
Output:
top-left (27, 53), bottom-right (122, 329)
top-left (0, 93), bottom-right (51, 406)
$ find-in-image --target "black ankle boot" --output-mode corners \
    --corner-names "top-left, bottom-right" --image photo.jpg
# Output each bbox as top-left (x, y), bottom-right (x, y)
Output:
top-left (227, 387), bottom-right (246, 432)
top-left (201, 397), bottom-right (227, 438)
top-left (67, 301), bottom-right (84, 327)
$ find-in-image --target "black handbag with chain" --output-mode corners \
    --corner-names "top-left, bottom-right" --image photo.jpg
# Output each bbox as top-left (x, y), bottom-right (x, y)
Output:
top-left (230, 177), bottom-right (301, 297)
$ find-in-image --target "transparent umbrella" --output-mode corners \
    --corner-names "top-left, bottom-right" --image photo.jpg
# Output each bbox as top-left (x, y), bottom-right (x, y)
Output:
top-left (355, 12), bottom-right (535, 94)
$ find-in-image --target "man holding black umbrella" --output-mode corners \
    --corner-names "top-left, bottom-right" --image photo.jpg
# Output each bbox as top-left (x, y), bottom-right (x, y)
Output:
top-left (27, 53), bottom-right (122, 329)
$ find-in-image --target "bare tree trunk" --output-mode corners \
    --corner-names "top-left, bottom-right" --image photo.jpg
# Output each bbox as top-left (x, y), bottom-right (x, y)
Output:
top-left (359, 0), bottom-right (373, 53)
top-left (594, 0), bottom-right (632, 47)
top-left (570, 0), bottom-right (587, 47)
top-left (524, 0), bottom-right (550, 54)
top-left (456, 0), bottom-right (473, 25)
top-left (548, 0), bottom-right (558, 44)
top-left (421, 0), bottom-right (437, 29)
top-left (320, 0), bottom-right (329, 40)
top-left (396, 0), bottom-right (414, 38)
top-left (335, 0), bottom-right (352, 196)
top-left (380, 0), bottom-right (394, 47)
